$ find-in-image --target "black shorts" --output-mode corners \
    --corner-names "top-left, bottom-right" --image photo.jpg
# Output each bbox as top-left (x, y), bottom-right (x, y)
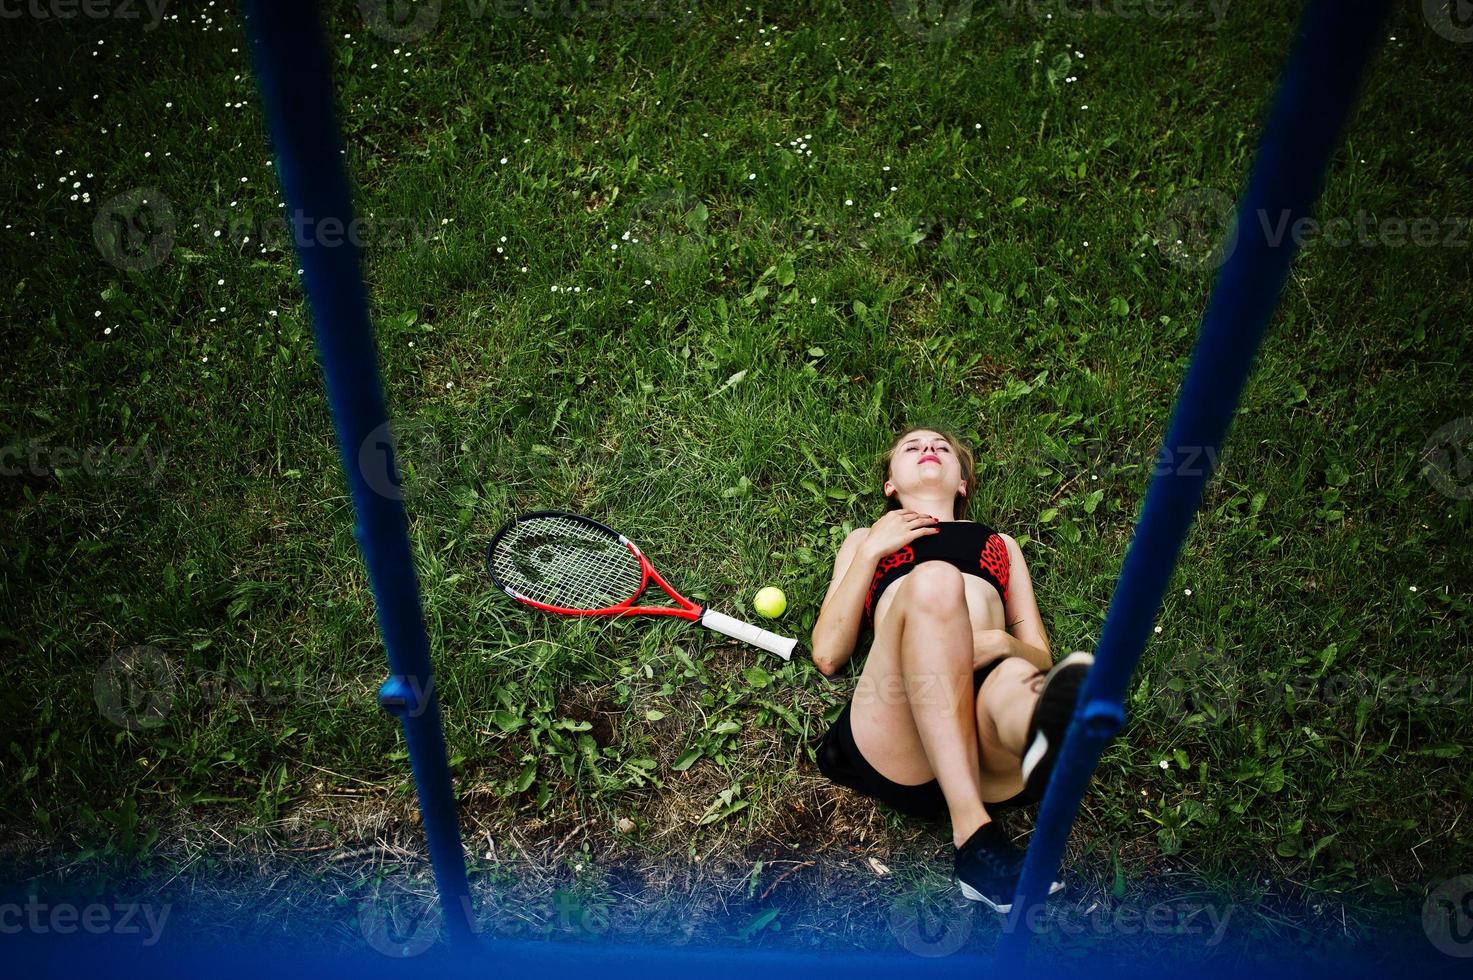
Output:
top-left (814, 656), bottom-right (1030, 822)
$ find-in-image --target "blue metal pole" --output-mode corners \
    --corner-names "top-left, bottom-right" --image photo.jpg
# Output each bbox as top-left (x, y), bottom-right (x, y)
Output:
top-left (240, 0), bottom-right (476, 948)
top-left (996, 0), bottom-right (1392, 965)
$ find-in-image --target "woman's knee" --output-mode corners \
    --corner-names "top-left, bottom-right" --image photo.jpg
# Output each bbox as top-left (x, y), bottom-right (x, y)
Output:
top-left (898, 562), bottom-right (968, 614)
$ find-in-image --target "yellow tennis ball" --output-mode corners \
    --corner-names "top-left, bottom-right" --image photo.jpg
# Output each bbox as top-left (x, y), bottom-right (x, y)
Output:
top-left (753, 586), bottom-right (787, 619)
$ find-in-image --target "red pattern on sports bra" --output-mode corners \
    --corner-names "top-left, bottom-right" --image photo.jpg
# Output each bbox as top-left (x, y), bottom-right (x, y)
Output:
top-left (863, 531), bottom-right (1012, 626)
top-left (980, 533), bottom-right (1010, 602)
top-left (863, 546), bottom-right (915, 622)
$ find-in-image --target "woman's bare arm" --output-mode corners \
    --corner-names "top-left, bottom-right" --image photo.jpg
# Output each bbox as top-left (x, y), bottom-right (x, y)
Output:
top-left (993, 532), bottom-right (1052, 672)
top-left (809, 528), bottom-right (880, 678)
top-left (969, 533), bottom-right (1053, 673)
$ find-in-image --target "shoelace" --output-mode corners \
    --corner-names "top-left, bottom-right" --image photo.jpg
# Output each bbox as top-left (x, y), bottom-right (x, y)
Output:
top-left (977, 847), bottom-right (1024, 875)
top-left (959, 837), bottom-right (1024, 874)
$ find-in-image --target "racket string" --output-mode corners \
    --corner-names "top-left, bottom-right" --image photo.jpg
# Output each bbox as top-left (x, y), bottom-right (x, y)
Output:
top-left (544, 515), bottom-right (641, 608)
top-left (538, 528), bottom-right (629, 605)
top-left (493, 515), bottom-right (645, 610)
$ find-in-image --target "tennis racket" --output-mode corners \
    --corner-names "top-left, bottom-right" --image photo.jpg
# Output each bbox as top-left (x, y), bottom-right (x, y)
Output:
top-left (486, 510), bottom-right (798, 660)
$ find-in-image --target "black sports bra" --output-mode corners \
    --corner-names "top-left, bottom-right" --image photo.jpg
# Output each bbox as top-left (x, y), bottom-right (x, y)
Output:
top-left (860, 519), bottom-right (1011, 630)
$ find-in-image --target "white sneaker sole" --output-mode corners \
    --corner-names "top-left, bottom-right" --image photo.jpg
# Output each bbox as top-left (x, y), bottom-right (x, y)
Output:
top-left (958, 878), bottom-right (1064, 912)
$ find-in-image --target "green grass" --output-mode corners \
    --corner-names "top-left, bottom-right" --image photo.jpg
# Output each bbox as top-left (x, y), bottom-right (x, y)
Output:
top-left (2, 0), bottom-right (1471, 959)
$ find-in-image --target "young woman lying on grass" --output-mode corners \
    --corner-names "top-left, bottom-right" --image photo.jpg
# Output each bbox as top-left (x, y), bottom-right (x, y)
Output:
top-left (809, 425), bottom-right (1094, 913)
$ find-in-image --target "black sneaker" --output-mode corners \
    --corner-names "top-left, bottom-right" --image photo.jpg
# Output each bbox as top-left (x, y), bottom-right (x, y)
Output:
top-left (1019, 651), bottom-right (1095, 803)
top-left (953, 821), bottom-right (1064, 913)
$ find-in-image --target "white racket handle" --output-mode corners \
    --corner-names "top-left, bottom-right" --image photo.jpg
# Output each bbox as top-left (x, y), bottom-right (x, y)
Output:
top-left (699, 608), bottom-right (798, 660)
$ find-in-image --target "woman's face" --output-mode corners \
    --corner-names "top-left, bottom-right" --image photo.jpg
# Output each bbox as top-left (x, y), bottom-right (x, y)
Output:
top-left (885, 429), bottom-right (965, 502)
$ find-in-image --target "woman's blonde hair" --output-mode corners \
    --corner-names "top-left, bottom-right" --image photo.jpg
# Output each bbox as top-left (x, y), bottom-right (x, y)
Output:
top-left (878, 425), bottom-right (977, 521)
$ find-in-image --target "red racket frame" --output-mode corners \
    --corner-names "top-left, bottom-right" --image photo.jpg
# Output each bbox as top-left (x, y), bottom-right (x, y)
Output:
top-left (487, 511), bottom-right (705, 620)
top-left (487, 511), bottom-right (799, 661)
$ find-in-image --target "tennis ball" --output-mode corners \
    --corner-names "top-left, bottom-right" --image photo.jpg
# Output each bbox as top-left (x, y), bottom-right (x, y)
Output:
top-left (754, 586), bottom-right (787, 619)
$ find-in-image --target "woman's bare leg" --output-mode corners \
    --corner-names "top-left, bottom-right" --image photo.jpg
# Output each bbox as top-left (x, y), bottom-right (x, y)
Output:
top-left (973, 656), bottom-right (1045, 785)
top-left (853, 562), bottom-right (989, 847)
